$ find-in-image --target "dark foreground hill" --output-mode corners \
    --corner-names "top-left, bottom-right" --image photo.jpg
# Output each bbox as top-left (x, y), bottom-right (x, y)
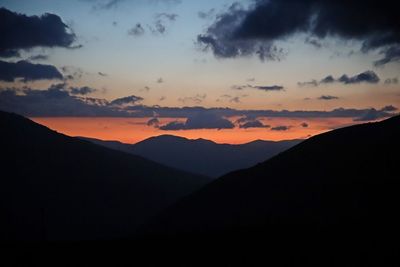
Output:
top-left (4, 114), bottom-right (400, 266)
top-left (81, 135), bottom-right (301, 177)
top-left (0, 111), bottom-right (209, 241)
top-left (140, 115), bottom-right (400, 266)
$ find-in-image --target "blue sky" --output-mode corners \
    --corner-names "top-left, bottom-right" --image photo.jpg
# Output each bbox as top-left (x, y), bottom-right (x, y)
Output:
top-left (1, 0), bottom-right (398, 110)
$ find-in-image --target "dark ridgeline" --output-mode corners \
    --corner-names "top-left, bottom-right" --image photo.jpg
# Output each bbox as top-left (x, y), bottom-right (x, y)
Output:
top-left (81, 135), bottom-right (301, 177)
top-left (140, 114), bottom-right (400, 266)
top-left (0, 110), bottom-right (210, 242)
top-left (2, 110), bottom-right (400, 266)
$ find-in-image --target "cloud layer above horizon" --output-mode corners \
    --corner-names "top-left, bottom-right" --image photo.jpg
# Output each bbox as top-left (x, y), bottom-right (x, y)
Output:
top-left (0, 84), bottom-right (397, 131)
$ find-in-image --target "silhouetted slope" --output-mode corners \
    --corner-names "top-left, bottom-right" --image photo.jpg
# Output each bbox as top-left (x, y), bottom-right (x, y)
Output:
top-left (0, 111), bottom-right (210, 241)
top-left (81, 134), bottom-right (301, 177)
top-left (142, 115), bottom-right (400, 265)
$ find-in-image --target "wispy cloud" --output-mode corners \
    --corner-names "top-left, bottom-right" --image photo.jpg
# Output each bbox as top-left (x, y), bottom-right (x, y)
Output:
top-left (128, 23), bottom-right (145, 37)
top-left (318, 95), bottom-right (339, 100)
top-left (178, 94), bottom-right (206, 104)
top-left (232, 84), bottom-right (284, 92)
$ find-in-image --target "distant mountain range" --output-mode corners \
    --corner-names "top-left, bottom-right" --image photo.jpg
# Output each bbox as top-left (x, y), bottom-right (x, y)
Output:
top-left (0, 111), bottom-right (210, 241)
top-left (142, 115), bottom-right (400, 265)
top-left (80, 135), bottom-right (302, 177)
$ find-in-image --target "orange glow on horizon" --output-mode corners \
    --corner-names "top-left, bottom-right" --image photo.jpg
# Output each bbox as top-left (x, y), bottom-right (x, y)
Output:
top-left (31, 117), bottom-right (359, 144)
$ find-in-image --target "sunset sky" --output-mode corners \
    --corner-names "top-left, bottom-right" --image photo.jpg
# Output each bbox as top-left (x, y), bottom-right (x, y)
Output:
top-left (1, 0), bottom-right (399, 144)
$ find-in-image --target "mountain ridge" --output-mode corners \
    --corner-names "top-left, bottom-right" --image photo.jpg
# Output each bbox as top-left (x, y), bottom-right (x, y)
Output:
top-left (138, 115), bottom-right (400, 265)
top-left (80, 135), bottom-right (302, 177)
top-left (0, 110), bottom-right (210, 241)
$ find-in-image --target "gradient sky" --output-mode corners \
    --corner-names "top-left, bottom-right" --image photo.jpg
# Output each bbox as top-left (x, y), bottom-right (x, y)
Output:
top-left (1, 0), bottom-right (399, 143)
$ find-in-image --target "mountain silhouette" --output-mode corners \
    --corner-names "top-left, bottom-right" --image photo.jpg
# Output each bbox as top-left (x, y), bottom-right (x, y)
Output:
top-left (141, 115), bottom-right (400, 266)
top-left (0, 110), bottom-right (210, 241)
top-left (81, 135), bottom-right (301, 177)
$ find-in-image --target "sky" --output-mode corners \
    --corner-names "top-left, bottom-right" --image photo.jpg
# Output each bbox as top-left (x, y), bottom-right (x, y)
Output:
top-left (1, 0), bottom-right (399, 143)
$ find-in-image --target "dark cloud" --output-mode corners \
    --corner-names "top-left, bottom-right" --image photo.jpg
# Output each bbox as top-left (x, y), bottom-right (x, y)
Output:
top-left (158, 121), bottom-right (186, 130)
top-left (98, 72), bottom-right (107, 77)
top-left (123, 106), bottom-right (398, 122)
top-left (380, 105), bottom-right (398, 112)
top-left (271, 126), bottom-right (290, 131)
top-left (159, 113), bottom-right (235, 130)
top-left (354, 109), bottom-right (387, 122)
top-left (147, 117), bottom-right (160, 127)
top-left (70, 86), bottom-right (97, 95)
top-left (353, 106), bottom-right (398, 121)
top-left (0, 7), bottom-right (77, 56)
top-left (320, 75), bottom-right (335, 84)
top-left (197, 34), bottom-right (284, 61)
top-left (232, 84), bottom-right (284, 92)
top-left (236, 115), bottom-right (256, 124)
top-left (196, 2), bottom-right (285, 61)
top-left (33, 83), bottom-right (97, 96)
top-left (384, 78), bottom-right (398, 85)
top-left (48, 83), bottom-right (67, 91)
top-left (318, 95), bottom-right (339, 100)
top-left (239, 120), bottom-right (270, 129)
top-left (0, 87), bottom-right (120, 117)
top-left (0, 60), bottom-right (63, 82)
top-left (374, 46), bottom-right (400, 67)
top-left (196, 0), bottom-right (400, 65)
top-left (157, 78), bottom-right (164, 83)
top-left (29, 54), bottom-right (49, 61)
top-left (128, 24), bottom-right (145, 36)
top-left (301, 122), bottom-right (309, 128)
top-left (338, 71), bottom-right (380, 84)
top-left (236, 114), bottom-right (270, 128)
top-left (253, 85), bottom-right (284, 92)
top-left (0, 86), bottom-right (146, 117)
top-left (299, 71), bottom-right (380, 87)
top-left (110, 95), bottom-right (143, 106)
